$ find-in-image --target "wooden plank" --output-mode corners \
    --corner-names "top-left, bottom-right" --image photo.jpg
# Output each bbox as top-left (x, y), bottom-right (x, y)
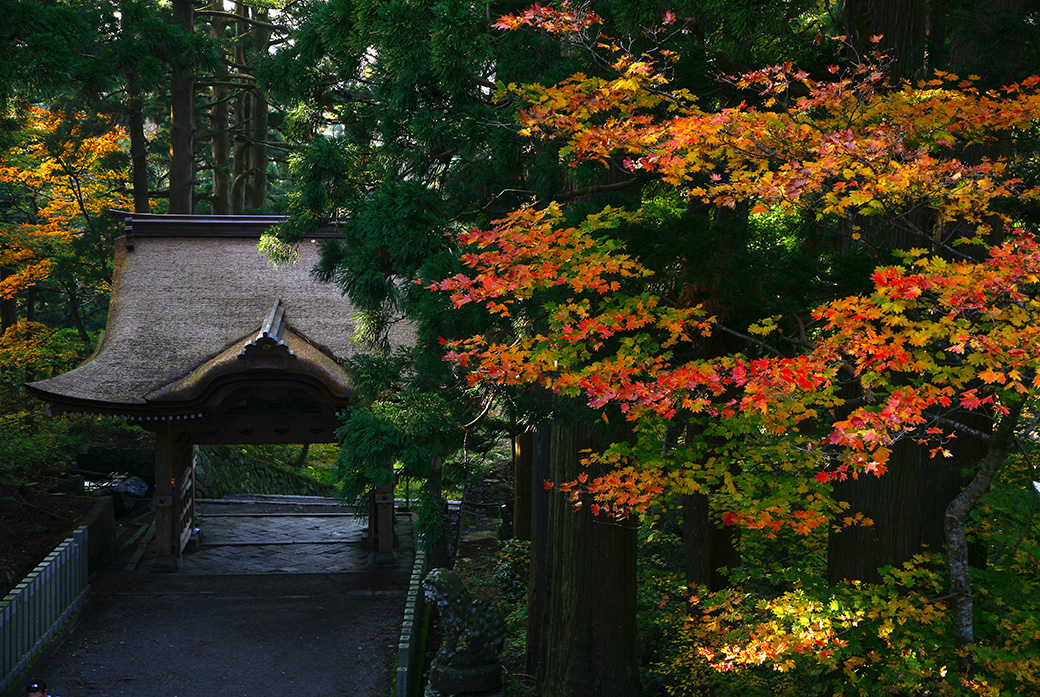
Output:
top-left (153, 424), bottom-right (175, 560)
top-left (117, 213), bottom-right (343, 239)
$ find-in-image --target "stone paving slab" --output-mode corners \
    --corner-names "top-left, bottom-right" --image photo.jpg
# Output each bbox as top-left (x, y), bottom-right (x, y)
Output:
top-left (172, 504), bottom-right (413, 575)
top-left (33, 572), bottom-right (408, 697)
top-left (30, 498), bottom-right (415, 697)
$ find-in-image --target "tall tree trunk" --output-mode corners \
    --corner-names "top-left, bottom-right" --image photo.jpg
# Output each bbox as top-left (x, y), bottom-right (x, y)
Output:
top-left (120, 1), bottom-right (149, 213)
top-left (927, 0), bottom-right (947, 74)
top-left (230, 3), bottom-right (250, 214)
top-left (827, 437), bottom-right (964, 582)
top-left (128, 88), bottom-right (150, 213)
top-left (231, 90), bottom-right (249, 214)
top-left (291, 443), bottom-right (309, 469)
top-left (827, 383), bottom-right (989, 583)
top-left (209, 0), bottom-right (231, 215)
top-left (64, 281), bottom-right (90, 344)
top-left (677, 206), bottom-right (746, 591)
top-left (169, 0), bottom-right (195, 213)
top-left (683, 492), bottom-right (740, 590)
top-left (945, 400), bottom-right (1023, 673)
top-left (540, 418), bottom-right (640, 697)
top-left (947, 0), bottom-right (1026, 82)
top-left (426, 455), bottom-right (452, 569)
top-left (525, 426), bottom-right (551, 681)
top-left (844, 0), bottom-right (928, 80)
top-left (25, 286), bottom-right (35, 324)
top-left (245, 9), bottom-right (271, 212)
top-left (681, 421), bottom-right (741, 591)
top-left (246, 87), bottom-right (269, 211)
top-left (513, 431), bottom-right (533, 541)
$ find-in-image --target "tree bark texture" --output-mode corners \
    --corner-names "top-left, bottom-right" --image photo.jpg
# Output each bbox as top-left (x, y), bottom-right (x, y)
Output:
top-left (829, 439), bottom-right (943, 582)
top-left (525, 426), bottom-right (551, 679)
top-left (231, 88), bottom-right (249, 214)
top-left (230, 3), bottom-right (250, 214)
top-left (947, 0), bottom-right (1026, 82)
top-left (208, 0), bottom-right (231, 215)
top-left (127, 77), bottom-right (150, 213)
top-left (63, 280), bottom-right (91, 344)
top-left (426, 456), bottom-right (452, 569)
top-left (245, 10), bottom-right (271, 211)
top-left (944, 401), bottom-right (1023, 672)
top-left (168, 0), bottom-right (195, 214)
top-left (541, 419), bottom-right (640, 697)
top-left (827, 428), bottom-right (984, 583)
top-left (513, 431), bottom-right (533, 541)
top-left (844, 0), bottom-right (928, 80)
top-left (683, 493), bottom-right (740, 590)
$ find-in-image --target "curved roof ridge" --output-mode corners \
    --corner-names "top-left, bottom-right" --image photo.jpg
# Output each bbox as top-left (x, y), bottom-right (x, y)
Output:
top-left (27, 215), bottom-right (414, 417)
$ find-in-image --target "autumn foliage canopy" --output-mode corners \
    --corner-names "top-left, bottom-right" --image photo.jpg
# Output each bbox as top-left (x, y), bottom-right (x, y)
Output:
top-left (427, 5), bottom-right (1040, 689)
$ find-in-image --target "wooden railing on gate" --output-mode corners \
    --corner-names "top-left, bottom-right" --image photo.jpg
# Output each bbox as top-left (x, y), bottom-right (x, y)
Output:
top-left (175, 452), bottom-right (196, 555)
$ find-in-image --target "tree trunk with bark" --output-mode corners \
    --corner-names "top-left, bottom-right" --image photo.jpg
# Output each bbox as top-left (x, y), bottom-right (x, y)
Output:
top-left (844, 0), bottom-right (928, 80)
top-left (63, 280), bottom-right (90, 344)
top-left (169, 0), bottom-right (195, 214)
top-left (208, 0), bottom-right (231, 215)
top-left (944, 400), bottom-right (1023, 673)
top-left (683, 492), bottom-right (740, 590)
top-left (245, 9), bottom-right (271, 212)
top-left (513, 431), bottom-right (533, 541)
top-left (230, 3), bottom-right (250, 214)
top-left (827, 394), bottom-right (989, 583)
top-left (947, 0), bottom-right (1026, 83)
top-left (540, 418), bottom-right (640, 697)
top-left (525, 426), bottom-right (551, 680)
top-left (127, 73), bottom-right (150, 213)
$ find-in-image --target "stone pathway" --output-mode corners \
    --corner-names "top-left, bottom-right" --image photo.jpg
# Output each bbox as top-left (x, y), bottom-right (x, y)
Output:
top-left (30, 496), bottom-right (414, 697)
top-left (177, 497), bottom-right (410, 575)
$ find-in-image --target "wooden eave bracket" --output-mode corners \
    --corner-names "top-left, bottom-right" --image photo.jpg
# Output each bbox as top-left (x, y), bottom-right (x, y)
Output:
top-left (238, 299), bottom-right (296, 359)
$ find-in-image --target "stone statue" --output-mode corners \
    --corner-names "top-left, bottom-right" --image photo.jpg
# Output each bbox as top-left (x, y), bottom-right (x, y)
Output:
top-left (423, 568), bottom-right (505, 696)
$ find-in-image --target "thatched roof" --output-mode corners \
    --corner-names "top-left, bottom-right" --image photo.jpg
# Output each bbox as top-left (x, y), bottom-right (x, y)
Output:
top-left (28, 214), bottom-right (403, 425)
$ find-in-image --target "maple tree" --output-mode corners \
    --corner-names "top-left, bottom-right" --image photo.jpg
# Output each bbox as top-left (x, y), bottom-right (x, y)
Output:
top-left (0, 106), bottom-right (129, 383)
top-left (0, 107), bottom-right (129, 301)
top-left (0, 105), bottom-right (132, 498)
top-left (426, 5), bottom-right (1040, 692)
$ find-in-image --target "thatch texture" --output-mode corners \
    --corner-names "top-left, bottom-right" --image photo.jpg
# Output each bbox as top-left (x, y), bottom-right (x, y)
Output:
top-left (28, 217), bottom-right (405, 415)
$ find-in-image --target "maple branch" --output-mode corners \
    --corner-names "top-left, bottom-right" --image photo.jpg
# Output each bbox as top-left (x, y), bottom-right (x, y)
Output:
top-left (451, 189), bottom-right (536, 222)
top-left (712, 323), bottom-right (783, 357)
top-left (557, 177), bottom-right (642, 203)
top-left (927, 413), bottom-right (995, 443)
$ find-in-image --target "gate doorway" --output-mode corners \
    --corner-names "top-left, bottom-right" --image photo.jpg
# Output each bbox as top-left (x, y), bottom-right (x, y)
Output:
top-left (28, 214), bottom-right (409, 567)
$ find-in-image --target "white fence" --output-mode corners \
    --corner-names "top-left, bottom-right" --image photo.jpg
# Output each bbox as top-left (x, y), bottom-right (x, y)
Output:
top-left (0, 526), bottom-right (89, 695)
top-left (396, 548), bottom-right (428, 697)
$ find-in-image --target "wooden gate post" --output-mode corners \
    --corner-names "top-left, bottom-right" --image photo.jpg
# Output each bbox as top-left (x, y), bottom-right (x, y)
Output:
top-left (153, 423), bottom-right (176, 567)
top-left (368, 483), bottom-right (397, 567)
top-left (154, 423), bottom-right (194, 569)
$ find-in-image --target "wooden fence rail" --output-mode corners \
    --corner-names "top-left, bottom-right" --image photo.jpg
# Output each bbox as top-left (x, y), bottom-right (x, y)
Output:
top-left (396, 548), bottom-right (428, 697)
top-left (0, 526), bottom-right (89, 695)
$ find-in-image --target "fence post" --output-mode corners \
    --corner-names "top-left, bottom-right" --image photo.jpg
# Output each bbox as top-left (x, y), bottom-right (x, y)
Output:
top-left (0, 526), bottom-right (90, 695)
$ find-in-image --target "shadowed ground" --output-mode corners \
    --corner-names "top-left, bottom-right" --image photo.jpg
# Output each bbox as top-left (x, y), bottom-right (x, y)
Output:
top-left (30, 497), bottom-right (414, 697)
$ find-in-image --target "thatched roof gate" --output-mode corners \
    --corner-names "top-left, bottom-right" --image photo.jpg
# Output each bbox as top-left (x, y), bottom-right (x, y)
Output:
top-left (28, 214), bottom-right (404, 566)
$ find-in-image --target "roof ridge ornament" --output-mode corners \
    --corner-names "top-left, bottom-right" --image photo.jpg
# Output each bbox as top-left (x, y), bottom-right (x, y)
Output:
top-left (238, 299), bottom-right (297, 359)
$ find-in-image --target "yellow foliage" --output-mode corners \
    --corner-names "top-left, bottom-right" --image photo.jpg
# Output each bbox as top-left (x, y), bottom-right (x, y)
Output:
top-left (0, 106), bottom-right (130, 294)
